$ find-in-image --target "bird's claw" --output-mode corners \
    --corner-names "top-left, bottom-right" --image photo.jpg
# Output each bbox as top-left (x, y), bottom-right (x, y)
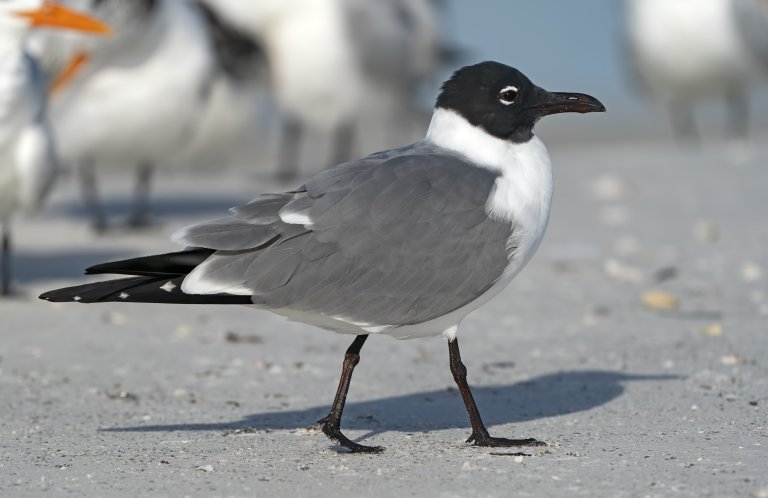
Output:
top-left (320, 422), bottom-right (384, 454)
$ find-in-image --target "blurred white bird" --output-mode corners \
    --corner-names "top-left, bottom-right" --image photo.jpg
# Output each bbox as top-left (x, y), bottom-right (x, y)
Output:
top-left (176, 0), bottom-right (269, 170)
top-left (0, 0), bottom-right (110, 295)
top-left (198, 0), bottom-right (457, 181)
top-left (40, 0), bottom-right (215, 232)
top-left (627, 0), bottom-right (768, 142)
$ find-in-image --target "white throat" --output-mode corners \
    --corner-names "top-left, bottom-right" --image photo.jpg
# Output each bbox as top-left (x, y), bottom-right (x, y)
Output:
top-left (425, 107), bottom-right (554, 220)
top-left (426, 108), bottom-right (529, 172)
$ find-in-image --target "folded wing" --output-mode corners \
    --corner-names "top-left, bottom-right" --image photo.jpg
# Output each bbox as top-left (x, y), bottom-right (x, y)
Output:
top-left (180, 148), bottom-right (514, 327)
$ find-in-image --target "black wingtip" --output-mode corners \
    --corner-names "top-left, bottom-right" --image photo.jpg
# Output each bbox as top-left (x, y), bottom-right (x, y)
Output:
top-left (39, 288), bottom-right (79, 303)
top-left (84, 263), bottom-right (106, 275)
top-left (85, 259), bottom-right (135, 275)
top-left (39, 277), bottom-right (254, 305)
top-left (83, 249), bottom-right (214, 278)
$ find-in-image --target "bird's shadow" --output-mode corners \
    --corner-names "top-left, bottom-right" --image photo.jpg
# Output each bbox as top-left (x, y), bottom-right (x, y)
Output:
top-left (104, 370), bottom-right (680, 438)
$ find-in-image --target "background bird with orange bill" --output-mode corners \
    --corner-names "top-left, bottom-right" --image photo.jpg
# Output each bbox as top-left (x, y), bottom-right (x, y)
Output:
top-left (0, 0), bottom-right (110, 296)
top-left (32, 0), bottom-right (216, 233)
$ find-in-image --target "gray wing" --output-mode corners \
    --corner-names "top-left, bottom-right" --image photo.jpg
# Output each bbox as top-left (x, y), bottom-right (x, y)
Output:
top-left (732, 0), bottom-right (768, 69)
top-left (177, 147), bottom-right (513, 327)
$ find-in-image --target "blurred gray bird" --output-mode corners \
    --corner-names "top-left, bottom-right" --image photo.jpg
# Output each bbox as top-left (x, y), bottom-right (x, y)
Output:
top-left (201, 0), bottom-right (459, 182)
top-left (627, 0), bottom-right (768, 142)
top-left (36, 0), bottom-right (215, 232)
top-left (41, 62), bottom-right (605, 452)
top-left (0, 0), bottom-right (109, 295)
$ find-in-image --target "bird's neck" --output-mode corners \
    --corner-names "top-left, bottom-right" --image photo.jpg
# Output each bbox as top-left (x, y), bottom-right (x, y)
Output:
top-left (425, 107), bottom-right (553, 225)
top-left (425, 108), bottom-right (534, 174)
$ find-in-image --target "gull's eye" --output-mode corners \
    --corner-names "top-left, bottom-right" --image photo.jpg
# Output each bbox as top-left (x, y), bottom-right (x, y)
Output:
top-left (499, 86), bottom-right (519, 105)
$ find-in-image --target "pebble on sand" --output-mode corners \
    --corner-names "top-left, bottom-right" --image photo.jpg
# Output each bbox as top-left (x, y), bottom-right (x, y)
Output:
top-left (693, 221), bottom-right (719, 243)
top-left (642, 291), bottom-right (680, 310)
top-left (102, 310), bottom-right (127, 326)
top-left (591, 175), bottom-right (629, 201)
top-left (701, 323), bottom-right (724, 337)
top-left (720, 354), bottom-right (747, 366)
top-left (740, 262), bottom-right (763, 283)
top-left (604, 258), bottom-right (643, 283)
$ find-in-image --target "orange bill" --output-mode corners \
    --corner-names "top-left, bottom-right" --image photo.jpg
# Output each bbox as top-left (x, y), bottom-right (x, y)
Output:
top-left (49, 50), bottom-right (89, 95)
top-left (14, 2), bottom-right (111, 34)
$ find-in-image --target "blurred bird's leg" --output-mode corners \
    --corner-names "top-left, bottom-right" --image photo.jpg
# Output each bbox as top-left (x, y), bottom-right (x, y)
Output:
top-left (78, 159), bottom-right (107, 233)
top-left (1, 223), bottom-right (11, 296)
top-left (668, 100), bottom-right (698, 143)
top-left (725, 87), bottom-right (749, 143)
top-left (448, 338), bottom-right (545, 448)
top-left (275, 116), bottom-right (303, 183)
top-left (318, 334), bottom-right (383, 453)
top-left (126, 162), bottom-right (154, 229)
top-left (330, 119), bottom-right (356, 166)
top-left (724, 87), bottom-right (752, 162)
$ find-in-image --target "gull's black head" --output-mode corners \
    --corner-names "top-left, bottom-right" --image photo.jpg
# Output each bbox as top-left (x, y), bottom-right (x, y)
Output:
top-left (436, 61), bottom-right (606, 143)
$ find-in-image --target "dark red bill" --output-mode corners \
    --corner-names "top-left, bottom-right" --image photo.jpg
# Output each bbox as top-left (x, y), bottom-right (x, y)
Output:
top-left (530, 92), bottom-right (606, 115)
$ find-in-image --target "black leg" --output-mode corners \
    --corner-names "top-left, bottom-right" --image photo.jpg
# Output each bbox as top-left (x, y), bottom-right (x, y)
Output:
top-left (78, 159), bottom-right (107, 233)
top-left (725, 87), bottom-right (749, 142)
top-left (448, 338), bottom-right (545, 448)
top-left (1, 224), bottom-right (11, 296)
top-left (668, 100), bottom-right (698, 143)
top-left (330, 119), bottom-right (355, 167)
top-left (126, 162), bottom-right (154, 229)
top-left (318, 334), bottom-right (383, 453)
top-left (276, 116), bottom-right (302, 184)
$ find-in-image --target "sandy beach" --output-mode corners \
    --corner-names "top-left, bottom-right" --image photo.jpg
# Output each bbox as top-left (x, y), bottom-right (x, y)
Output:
top-left (1, 136), bottom-right (766, 497)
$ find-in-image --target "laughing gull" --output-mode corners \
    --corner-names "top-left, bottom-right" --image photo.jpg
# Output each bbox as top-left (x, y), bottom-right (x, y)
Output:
top-left (41, 61), bottom-right (605, 452)
top-left (627, 0), bottom-right (768, 141)
top-left (0, 0), bottom-right (109, 295)
top-left (202, 0), bottom-right (457, 181)
top-left (37, 0), bottom-right (215, 232)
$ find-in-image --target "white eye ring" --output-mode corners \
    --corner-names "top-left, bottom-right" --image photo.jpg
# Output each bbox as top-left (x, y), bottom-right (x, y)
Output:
top-left (499, 86), bottom-right (519, 105)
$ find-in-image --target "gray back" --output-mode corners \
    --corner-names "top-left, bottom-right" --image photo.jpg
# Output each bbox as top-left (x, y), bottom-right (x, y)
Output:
top-left (179, 144), bottom-right (514, 327)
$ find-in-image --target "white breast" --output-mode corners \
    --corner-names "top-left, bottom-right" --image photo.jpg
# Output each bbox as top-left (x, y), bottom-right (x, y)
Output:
top-left (486, 136), bottom-right (553, 279)
top-left (0, 50), bottom-right (36, 151)
top-left (0, 50), bottom-right (55, 221)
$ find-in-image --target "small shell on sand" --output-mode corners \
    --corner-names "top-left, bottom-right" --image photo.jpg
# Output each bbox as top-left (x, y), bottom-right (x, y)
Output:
top-left (642, 291), bottom-right (680, 310)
